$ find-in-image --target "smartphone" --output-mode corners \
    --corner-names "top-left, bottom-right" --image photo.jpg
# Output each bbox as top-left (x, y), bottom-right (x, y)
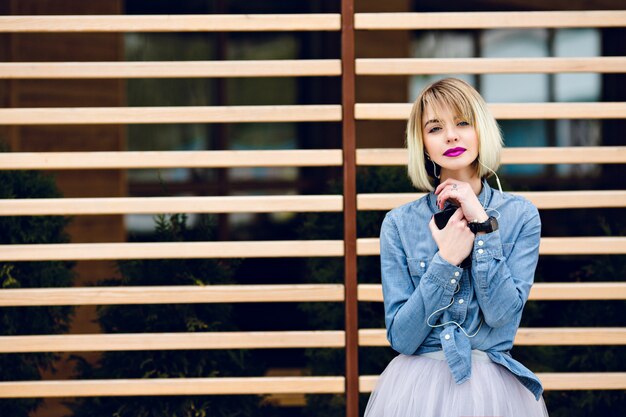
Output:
top-left (434, 205), bottom-right (459, 230)
top-left (433, 204), bottom-right (472, 268)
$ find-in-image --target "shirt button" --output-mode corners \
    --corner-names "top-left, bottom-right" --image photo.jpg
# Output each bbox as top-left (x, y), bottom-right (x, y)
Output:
top-left (454, 271), bottom-right (460, 277)
top-left (420, 262), bottom-right (425, 268)
top-left (450, 279), bottom-right (456, 284)
top-left (477, 249), bottom-right (484, 254)
top-left (444, 334), bottom-right (451, 340)
top-left (478, 240), bottom-right (484, 246)
top-left (459, 299), bottom-right (464, 304)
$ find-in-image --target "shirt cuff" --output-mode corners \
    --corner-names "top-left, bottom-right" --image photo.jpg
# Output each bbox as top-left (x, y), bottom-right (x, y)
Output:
top-left (426, 252), bottom-right (464, 290)
top-left (473, 229), bottom-right (504, 261)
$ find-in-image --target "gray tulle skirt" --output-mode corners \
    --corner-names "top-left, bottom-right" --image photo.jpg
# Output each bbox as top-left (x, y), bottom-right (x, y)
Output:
top-left (364, 350), bottom-right (549, 417)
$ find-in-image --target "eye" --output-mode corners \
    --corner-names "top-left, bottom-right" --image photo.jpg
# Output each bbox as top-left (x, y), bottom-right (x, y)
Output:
top-left (428, 126), bottom-right (441, 133)
top-left (457, 121), bottom-right (470, 126)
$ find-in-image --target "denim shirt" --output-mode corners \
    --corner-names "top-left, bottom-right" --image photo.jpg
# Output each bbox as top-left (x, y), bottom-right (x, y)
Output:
top-left (380, 178), bottom-right (543, 400)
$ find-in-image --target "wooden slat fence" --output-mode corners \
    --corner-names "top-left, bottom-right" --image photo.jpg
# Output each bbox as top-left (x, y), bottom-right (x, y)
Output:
top-left (0, 7), bottom-right (625, 416)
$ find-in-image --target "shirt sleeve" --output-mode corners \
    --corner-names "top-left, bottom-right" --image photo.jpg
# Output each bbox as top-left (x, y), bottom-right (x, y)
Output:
top-left (470, 200), bottom-right (541, 328)
top-left (380, 212), bottom-right (462, 355)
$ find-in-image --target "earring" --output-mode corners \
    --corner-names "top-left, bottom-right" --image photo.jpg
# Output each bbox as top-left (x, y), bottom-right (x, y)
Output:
top-left (431, 160), bottom-right (440, 179)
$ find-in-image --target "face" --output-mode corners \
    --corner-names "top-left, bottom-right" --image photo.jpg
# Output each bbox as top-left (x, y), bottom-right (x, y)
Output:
top-left (421, 103), bottom-right (479, 179)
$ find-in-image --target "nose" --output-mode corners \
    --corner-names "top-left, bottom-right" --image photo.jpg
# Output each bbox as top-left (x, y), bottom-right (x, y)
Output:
top-left (445, 127), bottom-right (459, 143)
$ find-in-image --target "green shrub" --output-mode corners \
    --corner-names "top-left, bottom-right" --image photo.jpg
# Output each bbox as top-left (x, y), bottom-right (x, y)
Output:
top-left (0, 167), bottom-right (75, 416)
top-left (69, 213), bottom-right (275, 417)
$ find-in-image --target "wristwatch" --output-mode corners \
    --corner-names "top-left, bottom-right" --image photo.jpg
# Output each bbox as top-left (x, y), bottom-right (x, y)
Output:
top-left (468, 216), bottom-right (499, 234)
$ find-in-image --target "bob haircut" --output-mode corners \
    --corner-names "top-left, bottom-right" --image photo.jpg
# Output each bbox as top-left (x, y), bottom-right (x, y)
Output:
top-left (406, 77), bottom-right (503, 192)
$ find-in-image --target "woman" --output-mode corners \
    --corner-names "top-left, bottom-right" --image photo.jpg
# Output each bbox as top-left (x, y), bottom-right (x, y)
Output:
top-left (364, 78), bottom-right (549, 416)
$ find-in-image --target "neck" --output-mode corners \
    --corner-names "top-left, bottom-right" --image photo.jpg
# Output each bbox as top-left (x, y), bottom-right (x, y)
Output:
top-left (440, 169), bottom-right (482, 196)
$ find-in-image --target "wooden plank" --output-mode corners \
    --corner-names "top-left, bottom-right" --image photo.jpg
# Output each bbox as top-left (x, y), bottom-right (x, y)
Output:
top-left (357, 190), bottom-right (626, 211)
top-left (0, 376), bottom-right (346, 397)
top-left (355, 103), bottom-right (626, 120)
top-left (357, 57), bottom-right (626, 75)
top-left (1, 327), bottom-right (622, 353)
top-left (0, 105), bottom-right (342, 125)
top-left (359, 373), bottom-right (626, 392)
top-left (355, 11), bottom-right (626, 30)
top-left (3, 282), bottom-right (621, 307)
top-left (0, 14), bottom-right (341, 32)
top-left (357, 328), bottom-right (626, 347)
top-left (0, 237), bottom-right (621, 261)
top-left (0, 373), bottom-right (622, 397)
top-left (357, 283), bottom-right (626, 302)
top-left (356, 237), bottom-right (626, 256)
top-left (0, 284), bottom-right (345, 306)
top-left (0, 150), bottom-right (343, 169)
top-left (0, 331), bottom-right (346, 353)
top-left (2, 190), bottom-right (623, 216)
top-left (356, 147), bottom-right (626, 166)
top-left (2, 103), bottom-right (622, 125)
top-left (0, 195), bottom-right (343, 215)
top-left (0, 60), bottom-right (342, 79)
top-left (0, 240), bottom-right (344, 261)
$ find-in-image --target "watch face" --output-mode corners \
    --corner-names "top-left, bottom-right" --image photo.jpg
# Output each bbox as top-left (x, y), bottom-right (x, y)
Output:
top-left (488, 216), bottom-right (498, 232)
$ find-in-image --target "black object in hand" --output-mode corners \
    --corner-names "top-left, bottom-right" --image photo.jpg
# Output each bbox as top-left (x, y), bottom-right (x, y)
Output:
top-left (433, 205), bottom-right (472, 268)
top-left (434, 205), bottom-right (459, 230)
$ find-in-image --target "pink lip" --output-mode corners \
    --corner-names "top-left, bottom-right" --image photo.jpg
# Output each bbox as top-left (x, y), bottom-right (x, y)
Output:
top-left (444, 147), bottom-right (466, 157)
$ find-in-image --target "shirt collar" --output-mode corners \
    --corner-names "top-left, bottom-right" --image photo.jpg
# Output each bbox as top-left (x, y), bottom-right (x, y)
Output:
top-left (427, 177), bottom-right (492, 214)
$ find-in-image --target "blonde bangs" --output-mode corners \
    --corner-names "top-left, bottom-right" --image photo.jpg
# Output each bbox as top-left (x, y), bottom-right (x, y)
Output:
top-left (420, 86), bottom-right (475, 127)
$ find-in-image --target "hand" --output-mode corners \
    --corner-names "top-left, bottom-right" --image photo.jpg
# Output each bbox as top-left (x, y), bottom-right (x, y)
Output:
top-left (428, 207), bottom-right (475, 266)
top-left (434, 179), bottom-right (488, 223)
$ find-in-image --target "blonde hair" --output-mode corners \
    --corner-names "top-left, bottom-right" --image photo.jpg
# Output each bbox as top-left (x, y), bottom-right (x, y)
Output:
top-left (406, 78), bottom-right (503, 191)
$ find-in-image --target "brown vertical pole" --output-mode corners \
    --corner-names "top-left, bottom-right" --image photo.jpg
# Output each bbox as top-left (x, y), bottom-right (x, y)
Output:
top-left (341, 0), bottom-right (359, 416)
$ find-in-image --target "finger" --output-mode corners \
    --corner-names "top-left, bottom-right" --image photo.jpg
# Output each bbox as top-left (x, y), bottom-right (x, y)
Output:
top-left (437, 180), bottom-right (464, 196)
top-left (437, 189), bottom-right (449, 209)
top-left (450, 207), bottom-right (465, 221)
top-left (435, 179), bottom-right (451, 195)
top-left (437, 188), bottom-right (457, 209)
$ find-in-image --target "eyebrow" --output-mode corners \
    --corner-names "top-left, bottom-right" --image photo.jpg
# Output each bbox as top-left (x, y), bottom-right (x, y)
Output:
top-left (423, 119), bottom-right (440, 128)
top-left (423, 116), bottom-right (466, 129)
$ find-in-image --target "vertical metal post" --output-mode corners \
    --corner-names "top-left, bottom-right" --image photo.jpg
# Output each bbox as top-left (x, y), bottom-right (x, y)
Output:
top-left (341, 0), bottom-right (358, 416)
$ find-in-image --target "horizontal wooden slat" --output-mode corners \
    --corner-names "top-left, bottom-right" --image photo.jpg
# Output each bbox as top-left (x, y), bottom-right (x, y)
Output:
top-left (355, 11), bottom-right (626, 30)
top-left (357, 57), bottom-right (626, 75)
top-left (1, 103), bottom-right (622, 125)
top-left (0, 372), bottom-right (622, 397)
top-left (5, 57), bottom-right (622, 79)
top-left (358, 328), bottom-right (626, 347)
top-left (0, 284), bottom-right (345, 306)
top-left (0, 331), bottom-right (346, 353)
top-left (359, 372), bottom-right (626, 392)
top-left (358, 190), bottom-right (626, 211)
top-left (3, 147), bottom-right (621, 170)
top-left (1, 281), bottom-right (621, 308)
top-left (357, 147), bottom-right (626, 166)
top-left (0, 238), bottom-right (622, 261)
top-left (0, 60), bottom-right (341, 79)
top-left (0, 376), bottom-right (345, 398)
top-left (0, 105), bottom-right (342, 125)
top-left (0, 14), bottom-right (341, 32)
top-left (358, 282), bottom-right (626, 302)
top-left (0, 150), bottom-right (343, 170)
top-left (2, 327), bottom-right (624, 353)
top-left (357, 237), bottom-right (626, 256)
top-left (0, 241), bottom-right (344, 261)
top-left (0, 195), bottom-right (343, 215)
top-left (1, 190), bottom-right (623, 216)
top-left (355, 102), bottom-right (626, 120)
